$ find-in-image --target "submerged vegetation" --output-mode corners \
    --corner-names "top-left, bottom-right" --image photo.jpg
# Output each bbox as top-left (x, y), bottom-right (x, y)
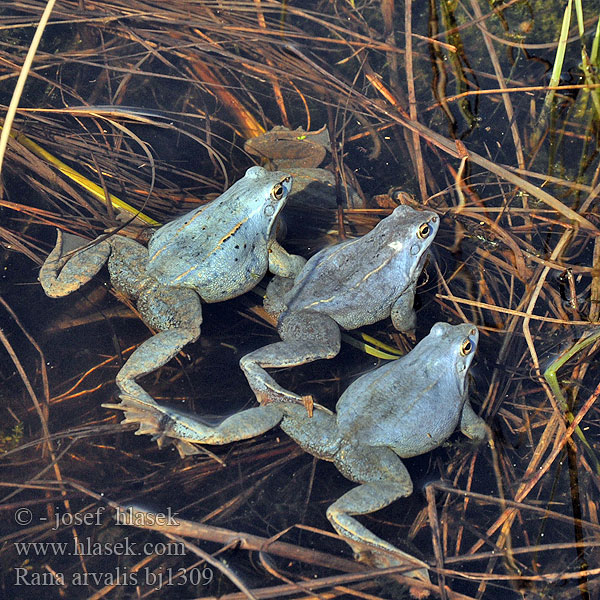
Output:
top-left (0, 1), bottom-right (599, 598)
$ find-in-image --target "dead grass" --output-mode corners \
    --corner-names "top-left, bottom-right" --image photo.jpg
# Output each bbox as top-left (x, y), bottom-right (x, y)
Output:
top-left (0, 1), bottom-right (599, 599)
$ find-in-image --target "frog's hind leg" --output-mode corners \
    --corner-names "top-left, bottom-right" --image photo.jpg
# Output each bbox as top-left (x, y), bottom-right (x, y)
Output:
top-left (106, 235), bottom-right (150, 298)
top-left (327, 442), bottom-right (431, 585)
top-left (115, 282), bottom-right (203, 407)
top-left (240, 310), bottom-right (341, 412)
top-left (40, 230), bottom-right (111, 297)
top-left (278, 404), bottom-right (340, 459)
top-left (103, 395), bottom-right (282, 457)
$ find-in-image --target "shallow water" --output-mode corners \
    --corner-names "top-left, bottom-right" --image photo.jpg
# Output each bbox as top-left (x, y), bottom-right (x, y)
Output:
top-left (2, 2), bottom-right (600, 599)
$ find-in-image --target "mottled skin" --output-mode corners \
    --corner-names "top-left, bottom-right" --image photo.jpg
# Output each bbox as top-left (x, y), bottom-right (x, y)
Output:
top-left (105, 322), bottom-right (487, 584)
top-left (244, 125), bottom-right (330, 169)
top-left (240, 205), bottom-right (439, 411)
top-left (244, 125), bottom-right (357, 209)
top-left (39, 166), bottom-right (305, 407)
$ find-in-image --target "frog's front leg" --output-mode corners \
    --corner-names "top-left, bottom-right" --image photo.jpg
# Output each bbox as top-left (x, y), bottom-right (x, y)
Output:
top-left (103, 396), bottom-right (283, 457)
top-left (40, 230), bottom-right (111, 297)
top-left (390, 284), bottom-right (417, 332)
top-left (267, 239), bottom-right (306, 278)
top-left (240, 310), bottom-right (341, 414)
top-left (328, 442), bottom-right (431, 585)
top-left (263, 275), bottom-right (294, 317)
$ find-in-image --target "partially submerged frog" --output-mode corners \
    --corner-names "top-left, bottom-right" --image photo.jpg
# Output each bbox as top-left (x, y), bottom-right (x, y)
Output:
top-left (105, 321), bottom-right (488, 586)
top-left (40, 166), bottom-right (305, 407)
top-left (245, 125), bottom-right (331, 170)
top-left (245, 126), bottom-right (362, 208)
top-left (240, 204), bottom-right (439, 411)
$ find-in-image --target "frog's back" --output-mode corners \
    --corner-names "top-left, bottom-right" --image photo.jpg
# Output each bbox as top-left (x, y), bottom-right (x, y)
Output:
top-left (147, 198), bottom-right (269, 302)
top-left (336, 322), bottom-right (477, 457)
top-left (146, 166), bottom-right (292, 302)
top-left (284, 206), bottom-right (437, 329)
top-left (286, 237), bottom-right (400, 327)
top-left (336, 354), bottom-right (464, 457)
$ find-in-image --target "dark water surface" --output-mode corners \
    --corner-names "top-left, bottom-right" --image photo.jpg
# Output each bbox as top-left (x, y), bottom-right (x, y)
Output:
top-left (1, 2), bottom-right (600, 599)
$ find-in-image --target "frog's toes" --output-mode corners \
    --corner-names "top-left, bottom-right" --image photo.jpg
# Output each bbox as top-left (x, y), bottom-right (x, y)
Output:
top-left (105, 396), bottom-right (204, 458)
top-left (355, 546), bottom-right (427, 575)
top-left (103, 395), bottom-right (163, 433)
top-left (152, 433), bottom-right (201, 458)
top-left (302, 394), bottom-right (314, 417)
top-left (286, 393), bottom-right (315, 417)
top-left (463, 420), bottom-right (490, 442)
top-left (104, 396), bottom-right (203, 456)
top-left (260, 391), bottom-right (315, 417)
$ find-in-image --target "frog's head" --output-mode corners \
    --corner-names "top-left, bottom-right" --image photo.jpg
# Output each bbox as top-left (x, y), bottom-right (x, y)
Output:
top-left (383, 205), bottom-right (439, 278)
top-left (427, 322), bottom-right (479, 395)
top-left (241, 166), bottom-right (293, 236)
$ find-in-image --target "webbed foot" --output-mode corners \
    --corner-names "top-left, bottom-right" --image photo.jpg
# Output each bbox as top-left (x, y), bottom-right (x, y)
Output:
top-left (104, 395), bottom-right (283, 458)
top-left (39, 230), bottom-right (111, 297)
top-left (103, 395), bottom-right (204, 457)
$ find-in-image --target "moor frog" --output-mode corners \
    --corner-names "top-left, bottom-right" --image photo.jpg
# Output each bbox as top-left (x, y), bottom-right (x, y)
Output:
top-left (40, 166), bottom-right (306, 407)
top-left (240, 204), bottom-right (439, 411)
top-left (105, 321), bottom-right (488, 587)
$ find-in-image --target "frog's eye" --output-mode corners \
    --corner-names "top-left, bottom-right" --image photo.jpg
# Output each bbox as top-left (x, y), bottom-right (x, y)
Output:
top-left (460, 338), bottom-right (473, 356)
top-left (271, 183), bottom-right (285, 201)
top-left (417, 222), bottom-right (431, 239)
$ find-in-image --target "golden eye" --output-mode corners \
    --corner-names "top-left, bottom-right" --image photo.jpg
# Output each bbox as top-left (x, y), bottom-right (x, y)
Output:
top-left (417, 222), bottom-right (430, 239)
top-left (460, 338), bottom-right (473, 356)
top-left (271, 183), bottom-right (284, 201)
